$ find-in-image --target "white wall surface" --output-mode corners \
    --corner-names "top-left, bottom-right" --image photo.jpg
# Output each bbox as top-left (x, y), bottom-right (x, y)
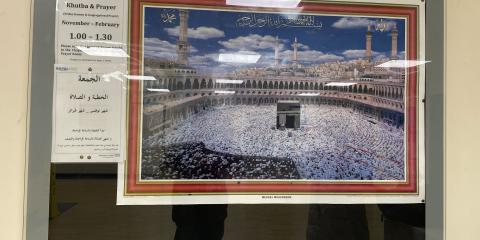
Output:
top-left (0, 0), bottom-right (32, 239)
top-left (445, 0), bottom-right (480, 239)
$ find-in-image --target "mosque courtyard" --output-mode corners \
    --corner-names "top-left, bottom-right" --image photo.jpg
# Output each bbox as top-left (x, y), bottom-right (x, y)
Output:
top-left (142, 104), bottom-right (405, 181)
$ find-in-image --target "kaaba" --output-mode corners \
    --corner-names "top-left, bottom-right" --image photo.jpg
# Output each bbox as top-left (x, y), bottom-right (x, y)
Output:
top-left (276, 100), bottom-right (301, 129)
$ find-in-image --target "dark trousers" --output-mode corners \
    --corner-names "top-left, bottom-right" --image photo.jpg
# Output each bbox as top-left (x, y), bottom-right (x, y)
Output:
top-left (306, 204), bottom-right (370, 240)
top-left (379, 204), bottom-right (425, 240)
top-left (172, 205), bottom-right (228, 240)
top-left (384, 218), bottom-right (425, 240)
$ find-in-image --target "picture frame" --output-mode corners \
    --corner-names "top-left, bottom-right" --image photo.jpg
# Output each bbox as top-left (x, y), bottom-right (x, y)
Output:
top-left (118, 0), bottom-right (425, 205)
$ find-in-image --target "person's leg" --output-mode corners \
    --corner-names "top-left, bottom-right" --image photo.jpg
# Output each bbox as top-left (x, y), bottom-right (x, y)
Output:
top-left (172, 205), bottom-right (228, 240)
top-left (384, 218), bottom-right (425, 240)
top-left (172, 205), bottom-right (199, 240)
top-left (197, 205), bottom-right (228, 240)
top-left (307, 204), bottom-right (369, 240)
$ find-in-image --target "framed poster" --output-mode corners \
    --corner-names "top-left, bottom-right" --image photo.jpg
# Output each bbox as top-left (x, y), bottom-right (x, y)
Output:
top-left (118, 0), bottom-right (425, 204)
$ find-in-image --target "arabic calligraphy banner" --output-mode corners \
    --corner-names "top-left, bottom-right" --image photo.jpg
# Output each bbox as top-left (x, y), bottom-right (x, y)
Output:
top-left (235, 13), bottom-right (323, 29)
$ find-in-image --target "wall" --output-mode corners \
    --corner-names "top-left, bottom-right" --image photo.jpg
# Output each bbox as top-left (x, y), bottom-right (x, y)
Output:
top-left (0, 0), bottom-right (32, 239)
top-left (445, 0), bottom-right (480, 239)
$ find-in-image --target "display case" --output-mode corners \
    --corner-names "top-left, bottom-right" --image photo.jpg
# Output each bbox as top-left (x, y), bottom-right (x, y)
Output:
top-left (24, 0), bottom-right (444, 239)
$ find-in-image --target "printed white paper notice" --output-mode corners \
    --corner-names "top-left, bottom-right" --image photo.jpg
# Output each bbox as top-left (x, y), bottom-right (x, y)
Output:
top-left (55, 0), bottom-right (128, 64)
top-left (53, 0), bottom-right (128, 162)
top-left (52, 65), bottom-right (125, 162)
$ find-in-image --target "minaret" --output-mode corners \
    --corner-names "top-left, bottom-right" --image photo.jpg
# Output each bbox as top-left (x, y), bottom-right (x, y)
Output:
top-left (274, 36), bottom-right (280, 67)
top-left (390, 22), bottom-right (399, 60)
top-left (365, 25), bottom-right (373, 62)
top-left (292, 37), bottom-right (299, 67)
top-left (176, 9), bottom-right (189, 66)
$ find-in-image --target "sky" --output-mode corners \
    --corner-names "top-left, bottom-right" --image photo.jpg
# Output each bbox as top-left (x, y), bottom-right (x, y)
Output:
top-left (143, 7), bottom-right (406, 74)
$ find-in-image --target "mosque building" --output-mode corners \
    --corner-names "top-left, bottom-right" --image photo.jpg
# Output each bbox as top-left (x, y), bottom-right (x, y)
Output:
top-left (141, 10), bottom-right (406, 137)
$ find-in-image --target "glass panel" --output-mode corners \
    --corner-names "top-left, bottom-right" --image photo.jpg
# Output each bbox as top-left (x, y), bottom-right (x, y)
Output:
top-left (49, 164), bottom-right (425, 240)
top-left (44, 0), bottom-right (436, 239)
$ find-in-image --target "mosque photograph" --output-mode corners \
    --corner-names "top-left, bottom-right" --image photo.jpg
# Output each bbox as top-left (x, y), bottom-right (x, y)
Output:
top-left (139, 7), bottom-right (407, 182)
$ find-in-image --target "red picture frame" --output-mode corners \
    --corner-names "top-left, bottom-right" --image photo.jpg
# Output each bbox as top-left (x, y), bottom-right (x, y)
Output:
top-left (124, 0), bottom-right (420, 197)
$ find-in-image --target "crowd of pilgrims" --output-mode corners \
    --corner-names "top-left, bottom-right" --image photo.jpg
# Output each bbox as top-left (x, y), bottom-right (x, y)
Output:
top-left (141, 142), bottom-right (300, 179)
top-left (144, 104), bottom-right (405, 180)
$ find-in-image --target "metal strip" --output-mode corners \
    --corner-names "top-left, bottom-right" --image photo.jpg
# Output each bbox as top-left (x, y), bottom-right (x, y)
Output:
top-left (25, 0), bottom-right (55, 239)
top-left (425, 0), bottom-right (444, 239)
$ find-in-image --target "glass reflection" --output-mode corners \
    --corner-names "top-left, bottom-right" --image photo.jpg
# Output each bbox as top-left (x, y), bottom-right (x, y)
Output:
top-left (172, 205), bottom-right (228, 240)
top-left (307, 205), bottom-right (369, 240)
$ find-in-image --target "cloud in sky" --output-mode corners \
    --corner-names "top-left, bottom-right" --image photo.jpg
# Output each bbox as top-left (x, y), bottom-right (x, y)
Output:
top-left (216, 35), bottom-right (343, 63)
top-left (143, 38), bottom-right (177, 60)
top-left (332, 17), bottom-right (397, 31)
top-left (189, 50), bottom-right (276, 75)
top-left (218, 34), bottom-right (285, 51)
top-left (342, 49), bottom-right (402, 62)
top-left (144, 37), bottom-right (382, 74)
top-left (218, 35), bottom-right (344, 65)
top-left (342, 49), bottom-right (381, 59)
top-left (189, 53), bottom-right (218, 66)
top-left (283, 49), bottom-right (344, 63)
top-left (332, 17), bottom-right (372, 29)
top-left (296, 42), bottom-right (310, 50)
top-left (165, 26), bottom-right (225, 39)
top-left (373, 54), bottom-right (388, 62)
top-left (143, 37), bottom-right (198, 60)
